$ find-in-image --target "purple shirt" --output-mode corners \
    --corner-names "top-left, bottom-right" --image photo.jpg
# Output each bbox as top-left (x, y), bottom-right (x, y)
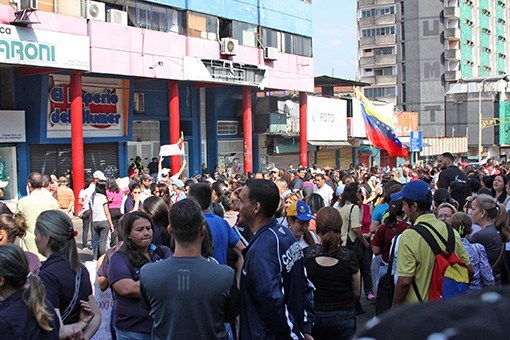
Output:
top-left (108, 245), bottom-right (172, 333)
top-left (39, 252), bottom-right (93, 324)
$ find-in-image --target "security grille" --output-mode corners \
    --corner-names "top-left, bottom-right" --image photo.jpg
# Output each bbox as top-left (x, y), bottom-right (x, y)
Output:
top-left (217, 120), bottom-right (239, 135)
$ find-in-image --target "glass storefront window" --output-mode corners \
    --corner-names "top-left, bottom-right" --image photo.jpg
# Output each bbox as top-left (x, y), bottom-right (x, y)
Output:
top-left (0, 146), bottom-right (17, 200)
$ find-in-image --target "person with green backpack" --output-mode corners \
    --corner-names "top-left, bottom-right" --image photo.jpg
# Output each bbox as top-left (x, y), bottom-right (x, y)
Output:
top-left (391, 180), bottom-right (474, 306)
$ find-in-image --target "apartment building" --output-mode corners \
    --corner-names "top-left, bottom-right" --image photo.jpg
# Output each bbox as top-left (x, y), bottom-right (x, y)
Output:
top-left (357, 0), bottom-right (509, 157)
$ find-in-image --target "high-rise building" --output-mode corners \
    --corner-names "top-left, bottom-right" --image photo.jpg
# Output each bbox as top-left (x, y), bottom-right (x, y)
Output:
top-left (357, 0), bottom-right (509, 157)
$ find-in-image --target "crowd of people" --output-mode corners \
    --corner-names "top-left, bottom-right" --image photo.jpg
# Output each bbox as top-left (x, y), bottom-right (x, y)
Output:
top-left (3, 152), bottom-right (510, 339)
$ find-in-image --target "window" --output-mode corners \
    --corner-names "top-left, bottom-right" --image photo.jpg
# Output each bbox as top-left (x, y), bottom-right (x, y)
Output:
top-left (127, 1), bottom-right (183, 33)
top-left (232, 21), bottom-right (257, 47)
top-left (185, 11), bottom-right (217, 40)
top-left (374, 47), bottom-right (394, 55)
top-left (374, 67), bottom-right (394, 76)
top-left (261, 27), bottom-right (280, 49)
top-left (364, 87), bottom-right (396, 98)
top-left (293, 35), bottom-right (312, 57)
top-left (361, 6), bottom-right (395, 17)
top-left (362, 26), bottom-right (395, 37)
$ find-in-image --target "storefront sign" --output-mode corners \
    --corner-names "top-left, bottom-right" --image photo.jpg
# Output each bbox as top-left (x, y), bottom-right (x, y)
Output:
top-left (47, 75), bottom-right (127, 138)
top-left (394, 111), bottom-right (418, 137)
top-left (0, 110), bottom-right (26, 142)
top-left (307, 95), bottom-right (347, 142)
top-left (499, 101), bottom-right (510, 146)
top-left (0, 24), bottom-right (89, 70)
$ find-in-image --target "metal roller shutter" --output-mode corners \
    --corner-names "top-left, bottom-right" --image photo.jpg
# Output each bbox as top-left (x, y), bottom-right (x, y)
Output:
top-left (339, 148), bottom-right (353, 170)
top-left (30, 144), bottom-right (72, 178)
top-left (317, 150), bottom-right (336, 168)
top-left (30, 143), bottom-right (119, 179)
top-left (84, 143), bottom-right (119, 179)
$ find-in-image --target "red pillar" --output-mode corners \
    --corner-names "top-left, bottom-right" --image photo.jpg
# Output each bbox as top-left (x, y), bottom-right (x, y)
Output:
top-left (243, 86), bottom-right (253, 174)
top-left (299, 92), bottom-right (308, 167)
top-left (169, 81), bottom-right (181, 175)
top-left (70, 72), bottom-right (84, 215)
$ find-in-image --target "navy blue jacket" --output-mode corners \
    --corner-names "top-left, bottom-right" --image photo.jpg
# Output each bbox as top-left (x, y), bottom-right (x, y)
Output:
top-left (240, 218), bottom-right (314, 340)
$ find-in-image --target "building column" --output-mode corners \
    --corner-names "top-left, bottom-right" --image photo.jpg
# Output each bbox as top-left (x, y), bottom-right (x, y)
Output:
top-left (70, 72), bottom-right (84, 215)
top-left (299, 92), bottom-right (308, 167)
top-left (243, 86), bottom-right (253, 174)
top-left (169, 80), bottom-right (180, 175)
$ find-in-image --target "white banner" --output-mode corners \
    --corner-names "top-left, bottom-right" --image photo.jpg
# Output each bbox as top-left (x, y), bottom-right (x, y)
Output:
top-left (0, 110), bottom-right (25, 142)
top-left (47, 75), bottom-right (127, 138)
top-left (0, 24), bottom-right (89, 70)
top-left (160, 143), bottom-right (185, 156)
top-left (307, 95), bottom-right (347, 141)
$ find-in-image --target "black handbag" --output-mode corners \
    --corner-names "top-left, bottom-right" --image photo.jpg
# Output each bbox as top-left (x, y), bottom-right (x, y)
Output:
top-left (375, 234), bottom-right (398, 315)
top-left (345, 205), bottom-right (364, 262)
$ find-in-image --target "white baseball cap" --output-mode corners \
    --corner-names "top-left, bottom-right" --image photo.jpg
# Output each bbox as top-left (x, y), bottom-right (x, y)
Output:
top-left (93, 170), bottom-right (107, 180)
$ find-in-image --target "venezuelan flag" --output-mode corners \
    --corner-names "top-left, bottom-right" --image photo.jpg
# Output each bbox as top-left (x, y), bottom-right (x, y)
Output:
top-left (355, 89), bottom-right (408, 158)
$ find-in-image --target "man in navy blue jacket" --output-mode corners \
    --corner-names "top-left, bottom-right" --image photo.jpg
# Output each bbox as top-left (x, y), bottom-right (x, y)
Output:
top-left (238, 179), bottom-right (314, 340)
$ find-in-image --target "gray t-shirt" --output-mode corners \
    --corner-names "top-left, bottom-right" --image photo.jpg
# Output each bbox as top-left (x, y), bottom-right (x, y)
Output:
top-left (140, 256), bottom-right (239, 340)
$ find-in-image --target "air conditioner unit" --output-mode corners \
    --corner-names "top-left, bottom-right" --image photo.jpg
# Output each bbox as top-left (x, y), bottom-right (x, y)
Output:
top-left (107, 9), bottom-right (127, 26)
top-left (18, 0), bottom-right (37, 11)
top-left (264, 47), bottom-right (278, 60)
top-left (220, 38), bottom-right (239, 56)
top-left (85, 0), bottom-right (105, 22)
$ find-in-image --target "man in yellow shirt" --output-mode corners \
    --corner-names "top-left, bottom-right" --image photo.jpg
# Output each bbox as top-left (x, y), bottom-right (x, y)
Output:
top-left (392, 180), bottom-right (473, 305)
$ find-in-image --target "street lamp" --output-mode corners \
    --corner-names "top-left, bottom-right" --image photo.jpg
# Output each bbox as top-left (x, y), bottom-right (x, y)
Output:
top-left (457, 74), bottom-right (508, 163)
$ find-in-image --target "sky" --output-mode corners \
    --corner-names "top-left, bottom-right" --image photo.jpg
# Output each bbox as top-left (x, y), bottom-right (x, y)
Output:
top-left (312, 0), bottom-right (358, 80)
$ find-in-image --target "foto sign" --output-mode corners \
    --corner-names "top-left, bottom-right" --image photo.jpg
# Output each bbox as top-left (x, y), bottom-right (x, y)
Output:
top-left (0, 24), bottom-right (89, 70)
top-left (307, 95), bottom-right (347, 141)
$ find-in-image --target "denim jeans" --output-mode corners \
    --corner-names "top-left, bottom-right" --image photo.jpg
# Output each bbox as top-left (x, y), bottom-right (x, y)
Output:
top-left (361, 245), bottom-right (374, 295)
top-left (81, 210), bottom-right (91, 247)
top-left (114, 327), bottom-right (151, 340)
top-left (92, 220), bottom-right (110, 260)
top-left (312, 309), bottom-right (356, 340)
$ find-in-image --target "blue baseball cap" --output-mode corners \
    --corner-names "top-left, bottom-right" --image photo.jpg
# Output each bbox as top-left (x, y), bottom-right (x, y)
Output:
top-left (390, 180), bottom-right (431, 202)
top-left (287, 200), bottom-right (314, 221)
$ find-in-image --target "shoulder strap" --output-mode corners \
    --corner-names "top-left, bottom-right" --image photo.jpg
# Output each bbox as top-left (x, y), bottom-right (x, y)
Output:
top-left (61, 267), bottom-right (82, 322)
top-left (347, 204), bottom-right (356, 234)
top-left (411, 224), bottom-right (443, 255)
top-left (419, 221), bottom-right (455, 253)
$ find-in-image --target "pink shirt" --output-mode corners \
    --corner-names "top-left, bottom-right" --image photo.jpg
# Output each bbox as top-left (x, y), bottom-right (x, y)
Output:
top-left (107, 190), bottom-right (124, 209)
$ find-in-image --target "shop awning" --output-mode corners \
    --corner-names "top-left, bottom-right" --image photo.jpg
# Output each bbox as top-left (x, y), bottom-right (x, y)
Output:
top-left (308, 140), bottom-right (351, 146)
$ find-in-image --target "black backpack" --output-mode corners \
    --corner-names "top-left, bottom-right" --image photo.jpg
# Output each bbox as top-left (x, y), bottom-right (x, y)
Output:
top-left (375, 224), bottom-right (399, 316)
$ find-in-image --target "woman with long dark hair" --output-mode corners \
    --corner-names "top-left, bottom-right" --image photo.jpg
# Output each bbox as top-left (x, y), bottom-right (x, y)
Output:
top-left (124, 182), bottom-right (143, 213)
top-left (142, 196), bottom-right (171, 247)
top-left (108, 212), bottom-right (172, 339)
top-left (371, 200), bottom-right (410, 286)
top-left (0, 244), bottom-right (60, 338)
top-left (91, 180), bottom-right (114, 259)
top-left (35, 210), bottom-right (101, 338)
top-left (491, 174), bottom-right (507, 204)
top-left (338, 182), bottom-right (372, 313)
top-left (304, 207), bottom-right (360, 339)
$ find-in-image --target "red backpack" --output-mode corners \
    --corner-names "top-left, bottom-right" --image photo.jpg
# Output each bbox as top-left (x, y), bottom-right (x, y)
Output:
top-left (411, 222), bottom-right (469, 301)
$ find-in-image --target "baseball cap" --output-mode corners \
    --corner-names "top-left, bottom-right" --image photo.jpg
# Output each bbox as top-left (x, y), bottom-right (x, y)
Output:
top-left (93, 170), bottom-right (107, 181)
top-left (172, 179), bottom-right (184, 189)
top-left (0, 180), bottom-right (8, 189)
top-left (160, 168), bottom-right (170, 176)
top-left (140, 174), bottom-right (152, 181)
top-left (390, 180), bottom-right (431, 201)
top-left (287, 200), bottom-right (314, 221)
top-left (270, 167), bottom-right (279, 173)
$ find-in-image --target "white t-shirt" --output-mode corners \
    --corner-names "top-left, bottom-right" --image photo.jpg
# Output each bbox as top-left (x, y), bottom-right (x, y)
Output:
top-left (316, 184), bottom-right (334, 206)
top-left (91, 193), bottom-right (108, 222)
